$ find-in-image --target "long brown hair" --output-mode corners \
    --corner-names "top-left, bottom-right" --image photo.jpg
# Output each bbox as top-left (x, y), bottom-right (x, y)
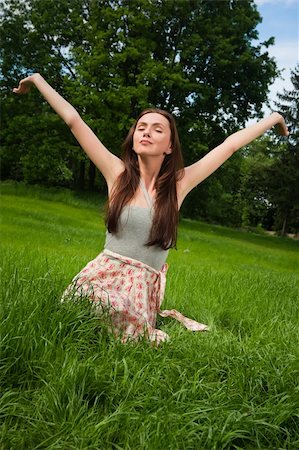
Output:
top-left (106, 108), bottom-right (184, 250)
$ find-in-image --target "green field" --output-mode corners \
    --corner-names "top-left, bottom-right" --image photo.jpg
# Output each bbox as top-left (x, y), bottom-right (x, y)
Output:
top-left (1, 182), bottom-right (298, 449)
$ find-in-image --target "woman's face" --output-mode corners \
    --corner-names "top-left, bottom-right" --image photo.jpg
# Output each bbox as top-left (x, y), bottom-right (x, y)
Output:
top-left (133, 113), bottom-right (172, 157)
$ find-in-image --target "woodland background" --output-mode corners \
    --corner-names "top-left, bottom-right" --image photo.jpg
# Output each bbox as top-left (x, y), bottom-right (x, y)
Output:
top-left (1, 0), bottom-right (298, 235)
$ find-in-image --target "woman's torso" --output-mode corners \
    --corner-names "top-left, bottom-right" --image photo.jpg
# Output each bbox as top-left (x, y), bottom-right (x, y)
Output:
top-left (104, 179), bottom-right (169, 271)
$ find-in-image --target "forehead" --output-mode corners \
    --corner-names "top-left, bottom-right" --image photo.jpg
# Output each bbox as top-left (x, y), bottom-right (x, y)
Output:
top-left (137, 112), bottom-right (170, 128)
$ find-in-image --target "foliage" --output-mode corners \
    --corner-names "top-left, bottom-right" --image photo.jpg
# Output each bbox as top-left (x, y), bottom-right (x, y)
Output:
top-left (0, 0), bottom-right (279, 226)
top-left (274, 65), bottom-right (299, 234)
top-left (240, 66), bottom-right (299, 234)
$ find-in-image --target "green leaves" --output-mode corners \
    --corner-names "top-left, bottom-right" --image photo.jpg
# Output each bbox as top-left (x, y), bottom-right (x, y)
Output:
top-left (1, 0), bottom-right (286, 225)
top-left (240, 77), bottom-right (299, 236)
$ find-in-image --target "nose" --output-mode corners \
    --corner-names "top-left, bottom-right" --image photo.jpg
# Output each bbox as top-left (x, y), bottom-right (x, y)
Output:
top-left (143, 130), bottom-right (150, 137)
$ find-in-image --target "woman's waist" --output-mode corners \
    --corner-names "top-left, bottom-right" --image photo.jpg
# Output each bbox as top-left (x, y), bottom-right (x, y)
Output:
top-left (102, 246), bottom-right (168, 274)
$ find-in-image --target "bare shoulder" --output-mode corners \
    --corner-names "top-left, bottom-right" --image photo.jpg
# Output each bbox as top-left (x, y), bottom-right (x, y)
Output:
top-left (176, 168), bottom-right (188, 209)
top-left (176, 164), bottom-right (202, 203)
top-left (107, 165), bottom-right (125, 195)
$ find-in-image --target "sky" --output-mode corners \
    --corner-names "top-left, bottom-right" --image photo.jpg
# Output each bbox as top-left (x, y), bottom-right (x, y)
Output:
top-left (254, 0), bottom-right (298, 111)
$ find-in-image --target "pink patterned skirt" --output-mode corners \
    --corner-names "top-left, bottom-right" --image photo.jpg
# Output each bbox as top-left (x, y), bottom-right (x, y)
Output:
top-left (62, 249), bottom-right (208, 344)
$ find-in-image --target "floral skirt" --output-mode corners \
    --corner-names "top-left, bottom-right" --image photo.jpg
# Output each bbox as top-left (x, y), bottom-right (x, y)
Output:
top-left (62, 249), bottom-right (209, 344)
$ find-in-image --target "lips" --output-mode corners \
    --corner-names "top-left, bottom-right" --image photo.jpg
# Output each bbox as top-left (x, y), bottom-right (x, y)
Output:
top-left (140, 139), bottom-right (152, 144)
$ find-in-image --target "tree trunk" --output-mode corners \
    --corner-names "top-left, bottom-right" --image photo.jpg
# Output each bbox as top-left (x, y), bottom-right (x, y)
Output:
top-left (78, 161), bottom-right (85, 190)
top-left (88, 161), bottom-right (96, 191)
top-left (281, 210), bottom-right (289, 236)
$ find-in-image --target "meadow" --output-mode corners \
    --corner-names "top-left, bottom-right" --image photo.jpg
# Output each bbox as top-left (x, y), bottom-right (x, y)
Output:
top-left (1, 181), bottom-right (298, 450)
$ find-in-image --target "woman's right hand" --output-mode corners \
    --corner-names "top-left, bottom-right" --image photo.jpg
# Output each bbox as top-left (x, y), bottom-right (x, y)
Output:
top-left (12, 74), bottom-right (39, 94)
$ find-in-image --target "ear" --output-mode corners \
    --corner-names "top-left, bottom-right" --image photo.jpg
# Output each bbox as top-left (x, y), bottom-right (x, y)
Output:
top-left (166, 143), bottom-right (172, 155)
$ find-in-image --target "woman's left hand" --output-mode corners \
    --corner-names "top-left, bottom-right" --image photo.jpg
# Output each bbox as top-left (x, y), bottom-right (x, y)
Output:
top-left (272, 112), bottom-right (289, 136)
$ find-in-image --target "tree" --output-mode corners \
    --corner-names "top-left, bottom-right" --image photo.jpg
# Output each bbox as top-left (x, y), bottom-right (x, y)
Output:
top-left (273, 65), bottom-right (299, 234)
top-left (239, 65), bottom-right (299, 235)
top-left (1, 0), bottom-right (280, 223)
top-left (0, 0), bottom-right (80, 187)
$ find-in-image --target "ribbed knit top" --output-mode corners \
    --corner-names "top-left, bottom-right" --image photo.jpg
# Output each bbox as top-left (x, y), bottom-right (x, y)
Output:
top-left (104, 181), bottom-right (169, 271)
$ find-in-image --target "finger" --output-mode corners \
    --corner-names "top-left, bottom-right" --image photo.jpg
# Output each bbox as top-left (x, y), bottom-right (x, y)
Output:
top-left (274, 124), bottom-right (283, 136)
top-left (282, 125), bottom-right (289, 136)
top-left (274, 123), bottom-right (289, 137)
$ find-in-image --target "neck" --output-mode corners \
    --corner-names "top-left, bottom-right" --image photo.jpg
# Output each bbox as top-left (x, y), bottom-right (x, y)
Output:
top-left (138, 155), bottom-right (164, 192)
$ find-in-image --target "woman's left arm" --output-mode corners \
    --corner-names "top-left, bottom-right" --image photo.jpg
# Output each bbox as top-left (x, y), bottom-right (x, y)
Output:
top-left (178, 112), bottom-right (288, 203)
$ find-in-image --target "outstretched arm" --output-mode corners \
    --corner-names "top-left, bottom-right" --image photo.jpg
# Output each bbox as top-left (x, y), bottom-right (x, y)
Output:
top-left (178, 112), bottom-right (288, 205)
top-left (13, 74), bottom-right (124, 189)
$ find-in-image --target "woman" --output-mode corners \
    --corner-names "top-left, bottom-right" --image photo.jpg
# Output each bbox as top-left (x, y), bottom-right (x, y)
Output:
top-left (13, 74), bottom-right (289, 344)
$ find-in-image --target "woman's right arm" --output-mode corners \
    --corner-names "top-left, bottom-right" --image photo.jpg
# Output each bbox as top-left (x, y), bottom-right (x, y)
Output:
top-left (13, 73), bottom-right (124, 188)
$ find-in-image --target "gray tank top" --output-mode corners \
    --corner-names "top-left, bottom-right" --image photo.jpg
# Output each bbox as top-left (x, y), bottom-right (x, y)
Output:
top-left (104, 180), bottom-right (169, 271)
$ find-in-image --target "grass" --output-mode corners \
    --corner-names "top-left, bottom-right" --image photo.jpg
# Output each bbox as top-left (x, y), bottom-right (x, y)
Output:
top-left (1, 181), bottom-right (298, 449)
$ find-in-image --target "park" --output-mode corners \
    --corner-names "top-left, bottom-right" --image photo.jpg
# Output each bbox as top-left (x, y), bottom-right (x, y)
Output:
top-left (1, 1), bottom-right (298, 448)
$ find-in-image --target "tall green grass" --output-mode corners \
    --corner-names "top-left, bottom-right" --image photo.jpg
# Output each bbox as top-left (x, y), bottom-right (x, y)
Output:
top-left (1, 182), bottom-right (298, 449)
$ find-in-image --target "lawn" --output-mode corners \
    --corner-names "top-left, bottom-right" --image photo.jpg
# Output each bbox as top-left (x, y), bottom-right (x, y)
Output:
top-left (1, 182), bottom-right (298, 449)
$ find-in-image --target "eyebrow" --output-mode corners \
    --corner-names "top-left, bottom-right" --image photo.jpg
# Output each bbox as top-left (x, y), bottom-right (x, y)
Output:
top-left (137, 121), bottom-right (165, 128)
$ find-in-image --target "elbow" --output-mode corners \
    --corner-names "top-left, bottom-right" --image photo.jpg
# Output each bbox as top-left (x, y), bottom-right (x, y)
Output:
top-left (224, 136), bottom-right (238, 154)
top-left (66, 110), bottom-right (80, 129)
